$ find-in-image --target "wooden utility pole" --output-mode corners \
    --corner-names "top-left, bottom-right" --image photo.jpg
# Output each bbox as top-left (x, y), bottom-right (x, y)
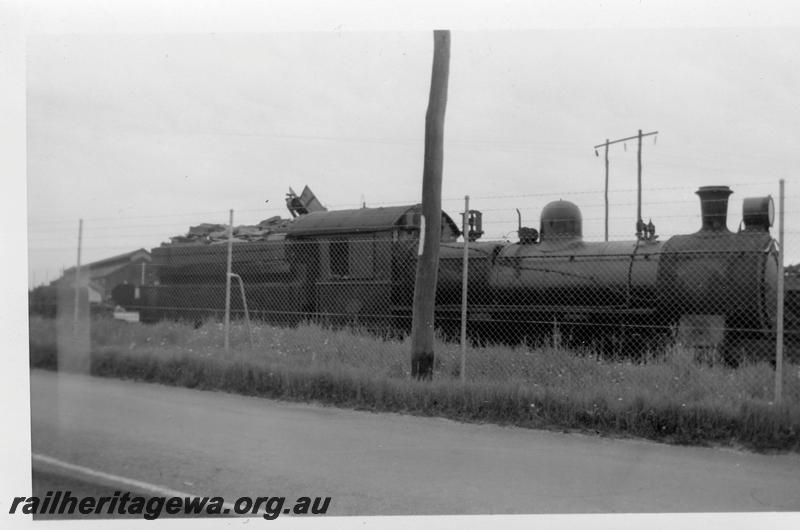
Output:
top-left (411, 30), bottom-right (450, 379)
top-left (636, 129), bottom-right (643, 235)
top-left (593, 130), bottom-right (657, 240)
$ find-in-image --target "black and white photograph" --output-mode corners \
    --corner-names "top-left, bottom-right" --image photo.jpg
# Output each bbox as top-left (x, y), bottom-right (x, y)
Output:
top-left (4, 1), bottom-right (800, 528)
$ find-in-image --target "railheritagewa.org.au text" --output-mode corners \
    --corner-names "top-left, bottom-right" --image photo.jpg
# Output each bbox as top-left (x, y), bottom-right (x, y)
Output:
top-left (10, 491), bottom-right (331, 519)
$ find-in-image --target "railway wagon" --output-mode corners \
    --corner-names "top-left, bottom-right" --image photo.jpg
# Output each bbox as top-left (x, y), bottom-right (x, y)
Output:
top-left (141, 204), bottom-right (485, 329)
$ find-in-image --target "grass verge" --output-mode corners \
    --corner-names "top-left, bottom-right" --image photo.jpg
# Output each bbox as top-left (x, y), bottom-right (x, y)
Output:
top-left (28, 316), bottom-right (800, 452)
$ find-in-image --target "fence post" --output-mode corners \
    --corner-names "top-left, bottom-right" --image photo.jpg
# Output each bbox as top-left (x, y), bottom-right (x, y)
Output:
top-left (460, 195), bottom-right (469, 383)
top-left (73, 218), bottom-right (83, 336)
top-left (224, 209), bottom-right (233, 352)
top-left (604, 139), bottom-right (609, 242)
top-left (775, 179), bottom-right (785, 404)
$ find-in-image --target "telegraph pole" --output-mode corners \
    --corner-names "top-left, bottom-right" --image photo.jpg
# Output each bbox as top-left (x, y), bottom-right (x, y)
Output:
top-left (411, 30), bottom-right (450, 379)
top-left (594, 130), bottom-right (657, 239)
top-left (636, 129), bottom-right (643, 236)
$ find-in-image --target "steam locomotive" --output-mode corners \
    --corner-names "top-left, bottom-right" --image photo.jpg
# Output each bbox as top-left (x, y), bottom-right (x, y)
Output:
top-left (140, 185), bottom-right (780, 364)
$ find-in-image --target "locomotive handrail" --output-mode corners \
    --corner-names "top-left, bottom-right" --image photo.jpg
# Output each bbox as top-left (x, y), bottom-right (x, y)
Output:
top-left (389, 303), bottom-right (655, 315)
top-left (492, 249), bottom-right (770, 259)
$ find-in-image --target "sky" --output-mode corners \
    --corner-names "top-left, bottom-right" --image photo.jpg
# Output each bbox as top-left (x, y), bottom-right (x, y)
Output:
top-left (20, 3), bottom-right (800, 286)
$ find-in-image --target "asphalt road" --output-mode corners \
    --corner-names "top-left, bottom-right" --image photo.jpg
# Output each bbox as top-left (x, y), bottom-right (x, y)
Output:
top-left (29, 369), bottom-right (800, 515)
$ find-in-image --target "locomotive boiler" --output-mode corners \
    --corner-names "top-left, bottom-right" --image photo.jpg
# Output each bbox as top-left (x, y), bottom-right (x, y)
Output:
top-left (483, 185), bottom-right (778, 361)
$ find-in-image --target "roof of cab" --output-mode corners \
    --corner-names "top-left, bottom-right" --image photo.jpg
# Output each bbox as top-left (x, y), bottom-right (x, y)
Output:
top-left (286, 204), bottom-right (460, 238)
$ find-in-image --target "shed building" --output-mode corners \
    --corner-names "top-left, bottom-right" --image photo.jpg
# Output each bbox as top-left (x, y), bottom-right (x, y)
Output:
top-left (53, 248), bottom-right (152, 304)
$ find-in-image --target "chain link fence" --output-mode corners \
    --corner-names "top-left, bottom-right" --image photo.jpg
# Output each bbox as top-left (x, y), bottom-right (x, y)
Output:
top-left (28, 182), bottom-right (800, 409)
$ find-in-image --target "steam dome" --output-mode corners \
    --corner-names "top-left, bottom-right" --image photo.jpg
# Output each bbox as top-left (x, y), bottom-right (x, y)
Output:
top-left (540, 200), bottom-right (582, 241)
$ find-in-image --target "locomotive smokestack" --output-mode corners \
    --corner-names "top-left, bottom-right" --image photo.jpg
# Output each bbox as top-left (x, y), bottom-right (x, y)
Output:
top-left (696, 185), bottom-right (733, 232)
